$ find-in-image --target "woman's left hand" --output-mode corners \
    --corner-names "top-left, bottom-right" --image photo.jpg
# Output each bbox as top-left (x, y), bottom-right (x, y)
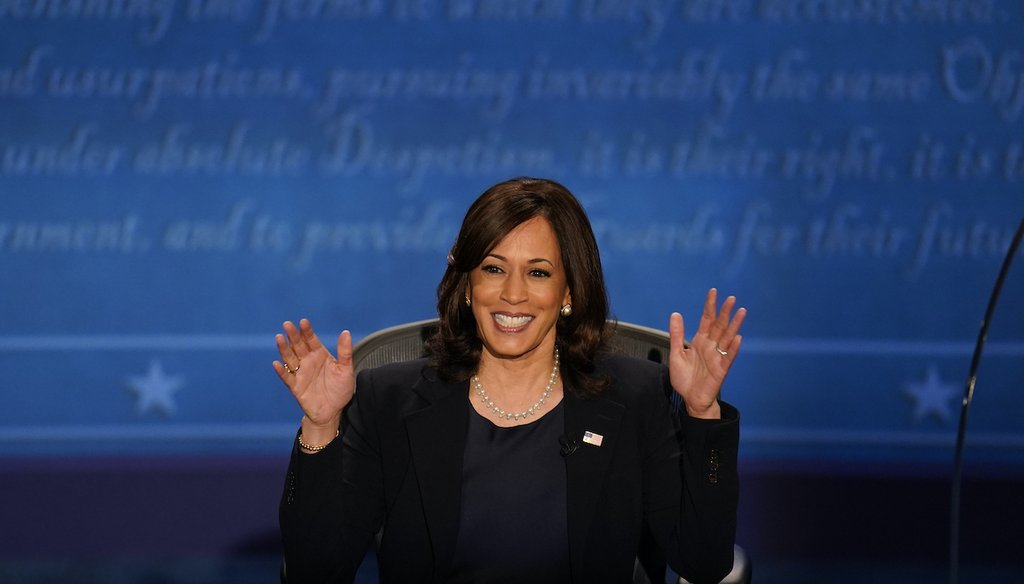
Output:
top-left (668, 288), bottom-right (747, 419)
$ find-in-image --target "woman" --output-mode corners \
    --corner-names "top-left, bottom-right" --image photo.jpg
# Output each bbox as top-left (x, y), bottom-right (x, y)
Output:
top-left (275, 177), bottom-right (746, 584)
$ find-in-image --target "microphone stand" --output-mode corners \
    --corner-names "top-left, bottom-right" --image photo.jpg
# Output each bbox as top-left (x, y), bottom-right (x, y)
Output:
top-left (949, 217), bottom-right (1024, 584)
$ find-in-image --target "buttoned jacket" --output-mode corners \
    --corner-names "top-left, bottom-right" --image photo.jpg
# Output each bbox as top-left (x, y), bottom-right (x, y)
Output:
top-left (280, 354), bottom-right (738, 584)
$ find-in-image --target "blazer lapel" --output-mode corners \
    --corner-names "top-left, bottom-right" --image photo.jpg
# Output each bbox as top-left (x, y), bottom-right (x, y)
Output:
top-left (404, 372), bottom-right (469, 579)
top-left (563, 391), bottom-right (626, 580)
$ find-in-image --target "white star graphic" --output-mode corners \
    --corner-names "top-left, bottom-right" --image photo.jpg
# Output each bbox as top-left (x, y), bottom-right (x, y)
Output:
top-left (903, 365), bottom-right (961, 424)
top-left (126, 359), bottom-right (185, 416)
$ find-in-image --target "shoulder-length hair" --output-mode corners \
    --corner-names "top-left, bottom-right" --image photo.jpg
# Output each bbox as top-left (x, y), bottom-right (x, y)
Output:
top-left (427, 177), bottom-right (611, 398)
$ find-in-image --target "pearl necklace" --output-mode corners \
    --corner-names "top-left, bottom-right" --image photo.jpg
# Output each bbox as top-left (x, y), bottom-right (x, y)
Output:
top-left (473, 348), bottom-right (560, 422)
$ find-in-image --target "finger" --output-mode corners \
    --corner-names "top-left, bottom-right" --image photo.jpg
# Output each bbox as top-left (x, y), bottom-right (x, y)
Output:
top-left (272, 360), bottom-right (294, 387)
top-left (276, 332), bottom-right (299, 366)
top-left (668, 312), bottom-right (685, 354)
top-left (299, 318), bottom-right (323, 354)
top-left (719, 306), bottom-right (748, 351)
top-left (722, 334), bottom-right (742, 368)
top-left (337, 330), bottom-right (353, 366)
top-left (710, 295), bottom-right (737, 340)
top-left (283, 321), bottom-right (303, 356)
top-left (696, 288), bottom-right (718, 337)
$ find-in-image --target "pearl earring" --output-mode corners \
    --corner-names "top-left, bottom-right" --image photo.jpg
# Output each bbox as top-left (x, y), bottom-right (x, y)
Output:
top-left (560, 304), bottom-right (572, 317)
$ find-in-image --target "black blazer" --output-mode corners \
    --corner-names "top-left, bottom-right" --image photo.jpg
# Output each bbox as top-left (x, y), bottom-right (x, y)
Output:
top-left (280, 355), bottom-right (739, 584)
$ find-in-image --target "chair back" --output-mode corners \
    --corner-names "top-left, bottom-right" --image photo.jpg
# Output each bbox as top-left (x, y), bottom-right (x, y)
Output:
top-left (352, 319), bottom-right (672, 375)
top-left (352, 318), bottom-right (440, 375)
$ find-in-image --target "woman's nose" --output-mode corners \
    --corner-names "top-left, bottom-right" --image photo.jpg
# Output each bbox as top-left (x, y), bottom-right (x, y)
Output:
top-left (500, 273), bottom-right (527, 304)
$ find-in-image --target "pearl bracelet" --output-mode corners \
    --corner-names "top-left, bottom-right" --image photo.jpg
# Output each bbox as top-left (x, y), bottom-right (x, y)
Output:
top-left (298, 429), bottom-right (339, 452)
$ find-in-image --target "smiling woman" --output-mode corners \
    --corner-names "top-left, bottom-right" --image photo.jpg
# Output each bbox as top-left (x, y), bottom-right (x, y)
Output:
top-left (467, 217), bottom-right (569, 365)
top-left (273, 177), bottom-right (747, 584)
top-left (432, 178), bottom-right (610, 401)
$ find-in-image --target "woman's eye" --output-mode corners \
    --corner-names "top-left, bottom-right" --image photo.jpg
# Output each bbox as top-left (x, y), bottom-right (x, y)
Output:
top-left (482, 265), bottom-right (503, 274)
top-left (530, 269), bottom-right (551, 278)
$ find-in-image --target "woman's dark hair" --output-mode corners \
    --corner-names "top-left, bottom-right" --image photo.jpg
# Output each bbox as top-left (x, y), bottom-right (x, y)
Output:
top-left (427, 177), bottom-right (611, 398)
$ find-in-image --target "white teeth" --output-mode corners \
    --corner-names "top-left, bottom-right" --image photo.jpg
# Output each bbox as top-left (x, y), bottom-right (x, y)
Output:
top-left (493, 314), bottom-right (533, 328)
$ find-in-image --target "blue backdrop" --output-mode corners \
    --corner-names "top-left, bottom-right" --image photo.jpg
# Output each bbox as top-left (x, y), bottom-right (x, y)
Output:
top-left (2, 2), bottom-right (1023, 474)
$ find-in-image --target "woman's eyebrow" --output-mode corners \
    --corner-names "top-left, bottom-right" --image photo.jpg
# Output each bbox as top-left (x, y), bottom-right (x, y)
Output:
top-left (486, 253), bottom-right (554, 266)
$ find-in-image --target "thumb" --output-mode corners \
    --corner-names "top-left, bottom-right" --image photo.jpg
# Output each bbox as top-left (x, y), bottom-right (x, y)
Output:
top-left (669, 312), bottom-right (685, 354)
top-left (337, 330), bottom-right (353, 366)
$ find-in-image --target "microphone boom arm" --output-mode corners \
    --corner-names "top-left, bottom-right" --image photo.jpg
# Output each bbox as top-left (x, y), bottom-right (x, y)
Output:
top-left (949, 216), bottom-right (1024, 584)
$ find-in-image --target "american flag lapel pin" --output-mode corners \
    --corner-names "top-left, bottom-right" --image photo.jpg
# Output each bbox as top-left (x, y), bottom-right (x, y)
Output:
top-left (582, 430), bottom-right (604, 447)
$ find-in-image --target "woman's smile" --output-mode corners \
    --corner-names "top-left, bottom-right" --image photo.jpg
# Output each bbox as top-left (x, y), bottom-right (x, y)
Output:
top-left (491, 312), bottom-right (534, 332)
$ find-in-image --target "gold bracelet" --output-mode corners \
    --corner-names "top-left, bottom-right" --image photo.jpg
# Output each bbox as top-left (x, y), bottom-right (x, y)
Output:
top-left (298, 429), bottom-right (339, 452)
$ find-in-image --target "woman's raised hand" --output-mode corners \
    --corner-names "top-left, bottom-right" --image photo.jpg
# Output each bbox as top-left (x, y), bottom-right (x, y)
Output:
top-left (274, 319), bottom-right (355, 436)
top-left (668, 289), bottom-right (747, 419)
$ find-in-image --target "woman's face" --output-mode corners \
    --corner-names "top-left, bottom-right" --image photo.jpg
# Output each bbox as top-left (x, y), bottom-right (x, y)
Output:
top-left (468, 216), bottom-right (571, 363)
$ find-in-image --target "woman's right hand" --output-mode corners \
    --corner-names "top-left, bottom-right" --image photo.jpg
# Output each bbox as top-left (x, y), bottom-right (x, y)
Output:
top-left (274, 319), bottom-right (355, 441)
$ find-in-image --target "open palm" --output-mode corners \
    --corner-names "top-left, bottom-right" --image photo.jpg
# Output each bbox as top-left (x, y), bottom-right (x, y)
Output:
top-left (274, 319), bottom-right (355, 429)
top-left (668, 289), bottom-right (747, 419)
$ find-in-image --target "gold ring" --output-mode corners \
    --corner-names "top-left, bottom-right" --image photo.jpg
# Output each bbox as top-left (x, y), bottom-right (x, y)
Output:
top-left (715, 344), bottom-right (728, 356)
top-left (283, 362), bottom-right (294, 374)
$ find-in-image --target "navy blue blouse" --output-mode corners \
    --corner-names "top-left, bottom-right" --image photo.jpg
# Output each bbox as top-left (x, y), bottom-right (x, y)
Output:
top-left (449, 400), bottom-right (571, 583)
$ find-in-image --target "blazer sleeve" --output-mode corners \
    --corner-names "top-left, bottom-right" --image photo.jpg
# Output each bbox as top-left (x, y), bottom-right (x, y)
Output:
top-left (279, 368), bottom-right (386, 584)
top-left (644, 366), bottom-right (740, 584)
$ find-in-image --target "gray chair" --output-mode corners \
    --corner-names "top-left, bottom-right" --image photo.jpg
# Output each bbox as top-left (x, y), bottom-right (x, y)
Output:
top-left (353, 319), bottom-right (751, 584)
top-left (353, 318), bottom-right (676, 373)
